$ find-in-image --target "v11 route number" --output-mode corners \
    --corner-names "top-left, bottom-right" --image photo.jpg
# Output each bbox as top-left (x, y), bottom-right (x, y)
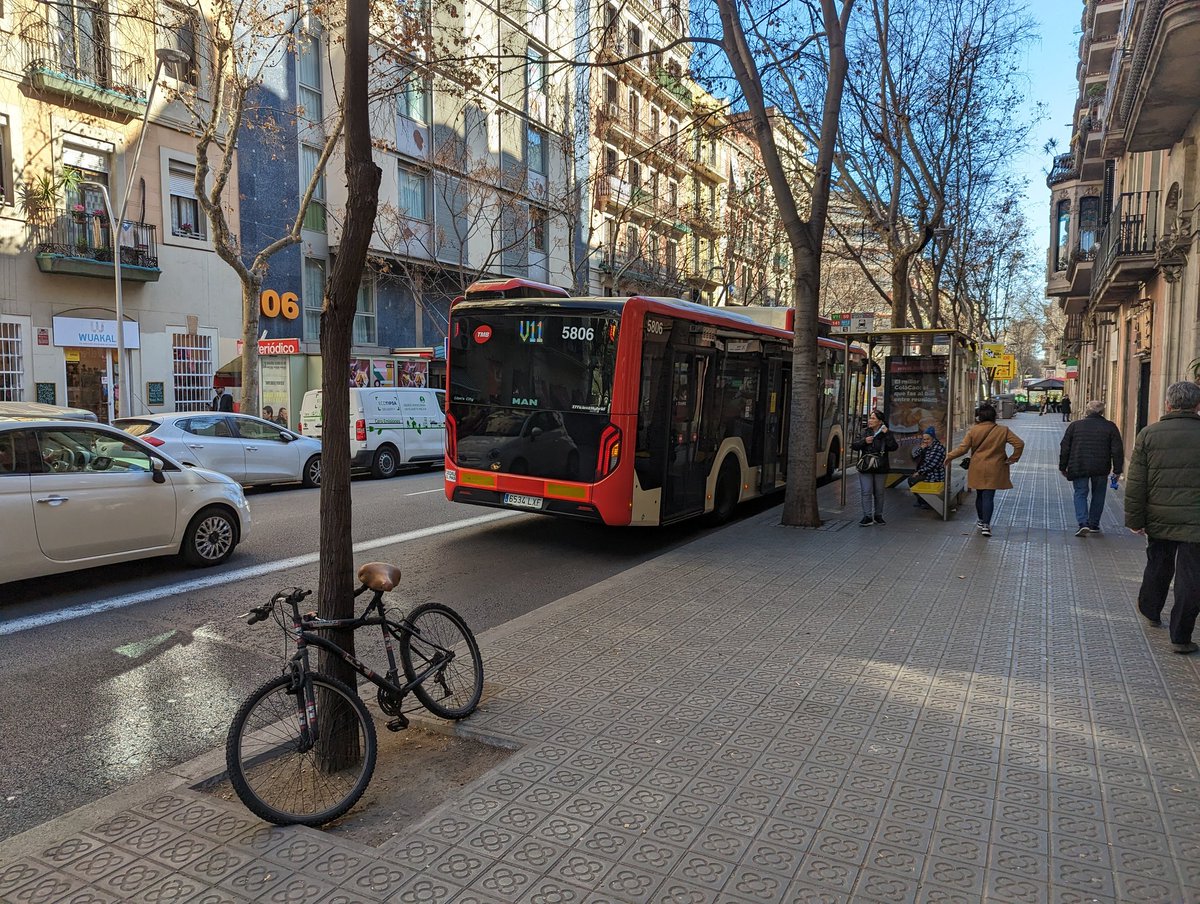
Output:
top-left (562, 326), bottom-right (594, 341)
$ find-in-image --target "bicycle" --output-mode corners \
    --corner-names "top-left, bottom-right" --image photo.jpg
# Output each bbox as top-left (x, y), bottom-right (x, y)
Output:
top-left (225, 562), bottom-right (484, 826)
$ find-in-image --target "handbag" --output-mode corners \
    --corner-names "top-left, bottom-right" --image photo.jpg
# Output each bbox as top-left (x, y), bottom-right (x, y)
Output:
top-left (856, 451), bottom-right (884, 473)
top-left (959, 457), bottom-right (971, 470)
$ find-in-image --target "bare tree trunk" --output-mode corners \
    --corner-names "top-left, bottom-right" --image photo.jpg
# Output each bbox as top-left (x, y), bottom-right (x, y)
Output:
top-left (317, 0), bottom-right (382, 683)
top-left (239, 278), bottom-right (262, 415)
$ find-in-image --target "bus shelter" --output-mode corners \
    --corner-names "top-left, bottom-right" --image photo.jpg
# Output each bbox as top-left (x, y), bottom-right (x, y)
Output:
top-left (836, 328), bottom-right (985, 521)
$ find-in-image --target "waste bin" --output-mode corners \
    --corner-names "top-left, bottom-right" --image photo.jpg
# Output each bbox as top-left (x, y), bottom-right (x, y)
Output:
top-left (997, 397), bottom-right (1016, 419)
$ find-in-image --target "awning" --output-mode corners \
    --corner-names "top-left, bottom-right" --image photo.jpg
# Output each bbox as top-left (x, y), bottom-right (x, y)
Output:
top-left (1026, 378), bottom-right (1064, 391)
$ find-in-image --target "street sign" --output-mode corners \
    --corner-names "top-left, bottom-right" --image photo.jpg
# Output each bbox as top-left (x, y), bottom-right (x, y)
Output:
top-left (832, 312), bottom-right (875, 334)
top-left (980, 342), bottom-right (1006, 366)
top-left (992, 355), bottom-right (1017, 380)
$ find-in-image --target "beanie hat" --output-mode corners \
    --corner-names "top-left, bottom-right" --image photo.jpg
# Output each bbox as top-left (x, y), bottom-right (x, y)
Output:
top-left (924, 426), bottom-right (938, 437)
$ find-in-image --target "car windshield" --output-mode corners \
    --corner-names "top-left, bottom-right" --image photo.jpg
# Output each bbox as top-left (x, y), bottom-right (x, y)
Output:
top-left (115, 419), bottom-right (160, 437)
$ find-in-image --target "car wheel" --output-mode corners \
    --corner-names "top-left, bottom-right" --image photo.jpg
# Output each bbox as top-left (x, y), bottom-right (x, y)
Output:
top-left (372, 445), bottom-right (398, 479)
top-left (302, 454), bottom-right (321, 488)
top-left (182, 506), bottom-right (238, 567)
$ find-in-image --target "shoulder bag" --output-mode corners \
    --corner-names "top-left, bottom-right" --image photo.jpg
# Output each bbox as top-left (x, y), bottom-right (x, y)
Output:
top-left (856, 430), bottom-right (887, 473)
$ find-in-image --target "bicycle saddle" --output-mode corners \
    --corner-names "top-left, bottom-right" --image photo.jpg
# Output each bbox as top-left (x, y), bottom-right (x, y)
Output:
top-left (358, 561), bottom-right (402, 592)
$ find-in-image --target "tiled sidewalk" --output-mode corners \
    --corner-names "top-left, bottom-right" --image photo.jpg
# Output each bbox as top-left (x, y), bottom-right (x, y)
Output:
top-left (2, 413), bottom-right (1198, 903)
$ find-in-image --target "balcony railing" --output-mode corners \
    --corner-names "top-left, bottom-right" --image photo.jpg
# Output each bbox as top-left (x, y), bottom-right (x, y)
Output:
top-left (1092, 189), bottom-right (1160, 296)
top-left (32, 211), bottom-right (160, 281)
top-left (23, 34), bottom-right (148, 115)
top-left (1047, 152), bottom-right (1080, 187)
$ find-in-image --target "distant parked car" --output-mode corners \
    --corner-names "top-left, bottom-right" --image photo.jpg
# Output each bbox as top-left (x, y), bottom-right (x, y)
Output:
top-left (115, 413), bottom-right (322, 488)
top-left (0, 402), bottom-right (98, 421)
top-left (0, 418), bottom-right (251, 583)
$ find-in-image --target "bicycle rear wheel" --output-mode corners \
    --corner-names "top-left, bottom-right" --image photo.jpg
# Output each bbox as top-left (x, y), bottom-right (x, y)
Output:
top-left (399, 602), bottom-right (484, 719)
top-left (225, 672), bottom-right (377, 826)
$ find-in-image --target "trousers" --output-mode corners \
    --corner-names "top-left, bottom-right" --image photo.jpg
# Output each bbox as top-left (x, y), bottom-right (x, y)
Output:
top-left (975, 488), bottom-right (996, 525)
top-left (1137, 537), bottom-right (1200, 644)
top-left (858, 471), bottom-right (886, 518)
top-left (1072, 475), bottom-right (1107, 529)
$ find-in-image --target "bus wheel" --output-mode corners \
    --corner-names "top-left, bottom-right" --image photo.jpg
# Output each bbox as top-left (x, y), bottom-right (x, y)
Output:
top-left (710, 458), bottom-right (741, 525)
top-left (826, 442), bottom-right (841, 480)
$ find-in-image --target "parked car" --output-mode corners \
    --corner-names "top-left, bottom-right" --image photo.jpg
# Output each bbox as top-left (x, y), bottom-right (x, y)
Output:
top-left (0, 402), bottom-right (98, 421)
top-left (0, 418), bottom-right (251, 583)
top-left (114, 413), bottom-right (322, 488)
top-left (298, 387), bottom-right (444, 479)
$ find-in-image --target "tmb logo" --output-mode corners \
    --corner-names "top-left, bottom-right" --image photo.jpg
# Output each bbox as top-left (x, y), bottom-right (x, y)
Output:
top-left (473, 325), bottom-right (492, 344)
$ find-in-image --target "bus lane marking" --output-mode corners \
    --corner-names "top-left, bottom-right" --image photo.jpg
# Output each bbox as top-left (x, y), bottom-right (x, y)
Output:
top-left (0, 511), bottom-right (519, 636)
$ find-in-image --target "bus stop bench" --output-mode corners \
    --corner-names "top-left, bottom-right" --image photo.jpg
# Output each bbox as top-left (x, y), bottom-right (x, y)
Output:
top-left (908, 467), bottom-right (967, 517)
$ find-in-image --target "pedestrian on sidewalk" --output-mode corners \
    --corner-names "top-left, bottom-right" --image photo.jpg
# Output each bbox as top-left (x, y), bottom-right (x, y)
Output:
top-left (1125, 380), bottom-right (1200, 655)
top-left (851, 408), bottom-right (898, 526)
top-left (909, 426), bottom-right (946, 509)
top-left (1061, 395), bottom-right (1073, 422)
top-left (945, 402), bottom-right (1025, 537)
top-left (1059, 399), bottom-right (1124, 536)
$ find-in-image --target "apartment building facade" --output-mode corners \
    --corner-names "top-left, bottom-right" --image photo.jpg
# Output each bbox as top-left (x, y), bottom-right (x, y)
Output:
top-left (0, 0), bottom-right (244, 421)
top-left (1046, 0), bottom-right (1200, 438)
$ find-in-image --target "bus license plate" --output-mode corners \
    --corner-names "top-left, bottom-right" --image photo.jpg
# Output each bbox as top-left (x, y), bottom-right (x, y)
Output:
top-left (503, 493), bottom-right (544, 510)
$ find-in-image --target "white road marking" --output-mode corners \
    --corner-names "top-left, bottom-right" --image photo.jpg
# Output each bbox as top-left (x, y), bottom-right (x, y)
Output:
top-left (405, 488), bottom-right (445, 497)
top-left (0, 511), bottom-right (520, 636)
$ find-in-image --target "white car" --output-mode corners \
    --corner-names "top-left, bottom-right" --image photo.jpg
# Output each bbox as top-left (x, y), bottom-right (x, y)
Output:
top-left (115, 413), bottom-right (322, 488)
top-left (0, 418), bottom-right (252, 584)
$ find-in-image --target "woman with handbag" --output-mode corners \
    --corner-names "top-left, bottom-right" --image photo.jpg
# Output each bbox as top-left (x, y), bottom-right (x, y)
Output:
top-left (851, 409), bottom-right (899, 525)
top-left (945, 402), bottom-right (1025, 537)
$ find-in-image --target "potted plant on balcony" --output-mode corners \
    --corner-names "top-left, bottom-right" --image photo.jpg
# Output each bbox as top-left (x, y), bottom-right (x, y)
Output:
top-left (17, 167), bottom-right (82, 227)
top-left (72, 203), bottom-right (88, 224)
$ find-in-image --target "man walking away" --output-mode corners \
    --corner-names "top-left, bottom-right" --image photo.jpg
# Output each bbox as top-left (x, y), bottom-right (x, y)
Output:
top-left (1060, 395), bottom-right (1072, 421)
top-left (1059, 399), bottom-right (1124, 536)
top-left (1125, 381), bottom-right (1200, 654)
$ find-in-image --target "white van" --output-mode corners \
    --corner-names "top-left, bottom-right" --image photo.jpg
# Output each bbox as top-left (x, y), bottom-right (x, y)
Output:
top-left (298, 387), bottom-right (445, 478)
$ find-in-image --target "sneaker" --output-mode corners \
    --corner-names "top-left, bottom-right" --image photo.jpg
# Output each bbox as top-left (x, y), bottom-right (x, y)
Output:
top-left (859, 516), bottom-right (874, 526)
top-left (1172, 642), bottom-right (1198, 655)
top-left (1088, 526), bottom-right (1102, 534)
top-left (975, 521), bottom-right (985, 530)
top-left (980, 525), bottom-right (992, 537)
top-left (1075, 526), bottom-right (1089, 537)
top-left (874, 516), bottom-right (886, 525)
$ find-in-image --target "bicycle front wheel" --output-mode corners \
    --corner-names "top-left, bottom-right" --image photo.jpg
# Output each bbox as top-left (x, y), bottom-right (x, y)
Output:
top-left (400, 603), bottom-right (484, 719)
top-left (225, 672), bottom-right (377, 826)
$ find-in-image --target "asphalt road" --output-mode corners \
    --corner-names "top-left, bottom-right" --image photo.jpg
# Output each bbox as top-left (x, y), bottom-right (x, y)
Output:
top-left (0, 468), bottom-right (779, 840)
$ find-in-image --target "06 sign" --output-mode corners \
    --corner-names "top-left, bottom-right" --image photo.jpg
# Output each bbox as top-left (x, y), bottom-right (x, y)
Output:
top-left (260, 290), bottom-right (300, 320)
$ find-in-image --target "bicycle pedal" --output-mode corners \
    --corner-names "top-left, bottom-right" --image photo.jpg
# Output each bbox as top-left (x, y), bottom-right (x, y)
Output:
top-left (386, 714), bottom-right (409, 732)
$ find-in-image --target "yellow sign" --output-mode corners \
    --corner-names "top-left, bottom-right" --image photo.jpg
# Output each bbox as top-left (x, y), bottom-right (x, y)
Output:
top-left (992, 355), bottom-right (1017, 380)
top-left (65, 349), bottom-right (80, 363)
top-left (981, 343), bottom-right (1006, 365)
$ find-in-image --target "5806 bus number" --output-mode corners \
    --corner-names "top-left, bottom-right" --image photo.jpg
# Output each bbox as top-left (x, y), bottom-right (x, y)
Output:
top-left (562, 326), bottom-right (594, 341)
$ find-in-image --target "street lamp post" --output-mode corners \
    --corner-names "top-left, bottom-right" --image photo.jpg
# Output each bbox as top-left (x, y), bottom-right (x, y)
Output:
top-left (83, 47), bottom-right (188, 419)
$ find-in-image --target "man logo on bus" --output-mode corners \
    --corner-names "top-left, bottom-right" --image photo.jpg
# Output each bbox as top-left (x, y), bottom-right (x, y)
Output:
top-left (473, 325), bottom-right (492, 344)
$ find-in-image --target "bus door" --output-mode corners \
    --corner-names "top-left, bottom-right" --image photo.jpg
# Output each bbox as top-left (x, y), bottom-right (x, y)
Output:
top-left (759, 356), bottom-right (783, 491)
top-left (662, 349), bottom-right (712, 520)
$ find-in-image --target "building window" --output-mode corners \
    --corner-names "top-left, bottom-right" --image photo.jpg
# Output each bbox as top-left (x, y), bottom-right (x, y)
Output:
top-left (605, 147), bottom-right (618, 178)
top-left (1079, 196), bottom-right (1099, 255)
top-left (169, 161), bottom-right (206, 239)
top-left (298, 34), bottom-right (322, 123)
top-left (301, 144), bottom-right (326, 232)
top-left (398, 164), bottom-right (428, 221)
top-left (0, 321), bottom-right (24, 401)
top-left (628, 159), bottom-right (641, 189)
top-left (1055, 200), bottom-right (1070, 272)
top-left (605, 77), bottom-right (618, 105)
top-left (53, 0), bottom-right (109, 86)
top-left (627, 23), bottom-right (641, 55)
top-left (527, 124), bottom-right (545, 175)
top-left (303, 257), bottom-right (325, 341)
top-left (397, 67), bottom-right (428, 122)
top-left (526, 46), bottom-right (546, 96)
top-left (530, 207), bottom-right (548, 252)
top-left (354, 276), bottom-right (376, 345)
top-left (163, 2), bottom-right (199, 84)
top-left (171, 333), bottom-right (213, 411)
top-left (0, 119), bottom-right (9, 204)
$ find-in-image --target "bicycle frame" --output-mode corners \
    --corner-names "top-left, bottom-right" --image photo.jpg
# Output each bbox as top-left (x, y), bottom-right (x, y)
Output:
top-left (284, 587), bottom-right (455, 746)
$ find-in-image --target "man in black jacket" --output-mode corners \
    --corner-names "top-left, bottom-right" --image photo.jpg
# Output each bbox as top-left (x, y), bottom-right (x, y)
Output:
top-left (1060, 399), bottom-right (1123, 536)
top-left (1126, 381), bottom-right (1200, 654)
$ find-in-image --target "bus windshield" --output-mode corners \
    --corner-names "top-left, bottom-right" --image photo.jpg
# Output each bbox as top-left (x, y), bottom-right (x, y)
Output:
top-left (449, 310), bottom-right (620, 413)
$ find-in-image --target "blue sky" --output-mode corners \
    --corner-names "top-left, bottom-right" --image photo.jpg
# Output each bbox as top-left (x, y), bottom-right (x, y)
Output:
top-left (1016, 1), bottom-right (1084, 273)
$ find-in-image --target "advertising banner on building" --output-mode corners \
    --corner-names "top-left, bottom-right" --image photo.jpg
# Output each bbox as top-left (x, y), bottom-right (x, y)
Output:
top-left (261, 357), bottom-right (291, 427)
top-left (883, 355), bottom-right (949, 470)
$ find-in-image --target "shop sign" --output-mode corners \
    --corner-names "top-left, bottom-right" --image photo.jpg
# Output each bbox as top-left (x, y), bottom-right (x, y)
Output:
top-left (236, 338), bottom-right (301, 355)
top-left (1065, 357), bottom-right (1079, 379)
top-left (37, 328), bottom-right (50, 346)
top-left (52, 316), bottom-right (141, 349)
top-left (260, 290), bottom-right (300, 320)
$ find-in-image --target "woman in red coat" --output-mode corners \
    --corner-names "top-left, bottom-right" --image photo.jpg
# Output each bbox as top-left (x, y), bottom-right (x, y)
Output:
top-left (945, 403), bottom-right (1025, 537)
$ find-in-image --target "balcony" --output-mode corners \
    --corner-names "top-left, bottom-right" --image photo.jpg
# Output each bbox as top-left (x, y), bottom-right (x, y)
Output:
top-left (1091, 0), bottom-right (1124, 38)
top-left (1046, 153), bottom-right (1079, 188)
top-left (653, 67), bottom-right (693, 109)
top-left (22, 35), bottom-right (148, 118)
top-left (1091, 190), bottom-right (1161, 310)
top-left (1125, 0), bottom-right (1200, 151)
top-left (32, 211), bottom-right (161, 281)
top-left (598, 249), bottom-right (687, 294)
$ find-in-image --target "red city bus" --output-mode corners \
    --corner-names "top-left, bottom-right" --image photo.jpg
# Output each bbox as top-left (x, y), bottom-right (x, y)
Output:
top-left (444, 282), bottom-right (867, 526)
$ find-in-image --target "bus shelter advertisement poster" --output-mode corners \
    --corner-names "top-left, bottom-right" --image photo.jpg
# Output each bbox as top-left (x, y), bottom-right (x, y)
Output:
top-left (883, 356), bottom-right (948, 470)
